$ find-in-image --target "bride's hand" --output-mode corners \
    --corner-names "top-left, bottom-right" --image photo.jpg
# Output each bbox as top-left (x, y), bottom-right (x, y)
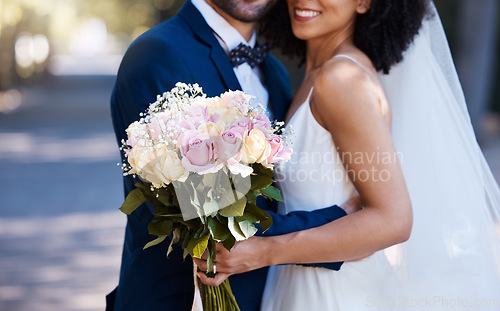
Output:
top-left (192, 236), bottom-right (268, 287)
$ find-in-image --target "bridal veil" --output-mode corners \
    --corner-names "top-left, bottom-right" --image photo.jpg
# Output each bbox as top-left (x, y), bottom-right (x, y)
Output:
top-left (379, 2), bottom-right (500, 308)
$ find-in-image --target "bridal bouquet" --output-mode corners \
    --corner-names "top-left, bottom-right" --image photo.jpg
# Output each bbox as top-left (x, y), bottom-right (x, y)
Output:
top-left (119, 83), bottom-right (292, 311)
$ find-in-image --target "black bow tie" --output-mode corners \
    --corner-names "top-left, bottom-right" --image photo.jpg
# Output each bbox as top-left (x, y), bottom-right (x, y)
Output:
top-left (229, 43), bottom-right (270, 68)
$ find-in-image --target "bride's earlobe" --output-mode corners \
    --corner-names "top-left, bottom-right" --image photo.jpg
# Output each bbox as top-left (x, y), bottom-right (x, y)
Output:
top-left (356, 0), bottom-right (371, 14)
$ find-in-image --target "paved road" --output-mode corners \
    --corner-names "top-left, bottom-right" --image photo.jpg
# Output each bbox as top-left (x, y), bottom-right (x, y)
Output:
top-left (0, 76), bottom-right (125, 311)
top-left (0, 75), bottom-right (499, 311)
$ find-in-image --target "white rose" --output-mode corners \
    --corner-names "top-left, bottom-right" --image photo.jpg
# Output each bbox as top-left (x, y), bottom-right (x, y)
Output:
top-left (241, 129), bottom-right (271, 164)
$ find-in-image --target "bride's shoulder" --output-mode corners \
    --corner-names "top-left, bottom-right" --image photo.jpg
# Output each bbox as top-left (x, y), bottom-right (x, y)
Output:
top-left (313, 55), bottom-right (377, 110)
top-left (311, 54), bottom-right (391, 128)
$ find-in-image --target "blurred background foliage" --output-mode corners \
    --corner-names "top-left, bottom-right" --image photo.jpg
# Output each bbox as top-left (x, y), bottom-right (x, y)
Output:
top-left (0, 0), bottom-right (499, 136)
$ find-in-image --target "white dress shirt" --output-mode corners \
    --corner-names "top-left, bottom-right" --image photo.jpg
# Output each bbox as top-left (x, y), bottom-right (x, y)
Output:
top-left (191, 0), bottom-right (270, 115)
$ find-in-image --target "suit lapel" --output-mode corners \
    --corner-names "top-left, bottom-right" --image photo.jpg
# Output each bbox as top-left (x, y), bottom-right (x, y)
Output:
top-left (178, 2), bottom-right (241, 92)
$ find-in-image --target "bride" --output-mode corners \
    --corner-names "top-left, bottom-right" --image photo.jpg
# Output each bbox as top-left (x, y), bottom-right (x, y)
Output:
top-left (195, 0), bottom-right (500, 309)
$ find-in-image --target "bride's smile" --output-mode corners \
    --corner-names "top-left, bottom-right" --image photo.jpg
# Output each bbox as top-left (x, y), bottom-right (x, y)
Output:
top-left (287, 0), bottom-right (370, 42)
top-left (293, 8), bottom-right (321, 22)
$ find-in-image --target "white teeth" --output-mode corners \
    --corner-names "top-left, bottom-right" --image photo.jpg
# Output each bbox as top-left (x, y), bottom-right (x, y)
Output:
top-left (295, 9), bottom-right (320, 18)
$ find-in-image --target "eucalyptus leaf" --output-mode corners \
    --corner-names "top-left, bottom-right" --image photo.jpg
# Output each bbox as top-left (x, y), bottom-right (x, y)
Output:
top-left (250, 174), bottom-right (274, 191)
top-left (207, 237), bottom-right (216, 273)
top-left (155, 188), bottom-right (174, 207)
top-left (181, 227), bottom-right (192, 250)
top-left (252, 163), bottom-right (274, 177)
top-left (188, 234), bottom-right (209, 258)
top-left (228, 217), bottom-right (246, 241)
top-left (203, 199), bottom-right (220, 217)
top-left (261, 185), bottom-right (284, 202)
top-left (245, 191), bottom-right (257, 204)
top-left (119, 188), bottom-right (146, 215)
top-left (238, 220), bottom-right (258, 239)
top-left (219, 196), bottom-right (247, 217)
top-left (245, 203), bottom-right (273, 233)
top-left (222, 235), bottom-right (236, 251)
top-left (235, 211), bottom-right (258, 224)
top-left (143, 235), bottom-right (167, 249)
top-left (207, 217), bottom-right (231, 241)
top-left (155, 213), bottom-right (184, 218)
top-left (148, 220), bottom-right (173, 236)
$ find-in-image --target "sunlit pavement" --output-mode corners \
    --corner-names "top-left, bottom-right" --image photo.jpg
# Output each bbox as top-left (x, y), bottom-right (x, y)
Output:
top-left (0, 76), bottom-right (499, 311)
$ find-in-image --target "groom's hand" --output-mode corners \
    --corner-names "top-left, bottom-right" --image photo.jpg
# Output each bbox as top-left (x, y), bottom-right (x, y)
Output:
top-left (340, 196), bottom-right (363, 214)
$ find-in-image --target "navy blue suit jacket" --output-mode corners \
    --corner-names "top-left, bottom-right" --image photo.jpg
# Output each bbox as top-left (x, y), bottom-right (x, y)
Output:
top-left (108, 2), bottom-right (346, 310)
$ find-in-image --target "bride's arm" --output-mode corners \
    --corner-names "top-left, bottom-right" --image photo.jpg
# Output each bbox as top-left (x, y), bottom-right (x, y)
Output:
top-left (196, 60), bottom-right (412, 285)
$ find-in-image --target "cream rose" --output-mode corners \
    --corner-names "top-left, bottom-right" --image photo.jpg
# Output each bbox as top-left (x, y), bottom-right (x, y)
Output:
top-left (154, 149), bottom-right (188, 184)
top-left (210, 107), bottom-right (243, 125)
top-left (197, 120), bottom-right (225, 137)
top-left (127, 144), bottom-right (166, 187)
top-left (242, 129), bottom-right (271, 164)
top-left (127, 144), bottom-right (157, 174)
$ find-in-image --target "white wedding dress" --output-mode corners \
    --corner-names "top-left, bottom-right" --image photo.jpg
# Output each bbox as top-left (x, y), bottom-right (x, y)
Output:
top-left (261, 84), bottom-right (400, 311)
top-left (261, 3), bottom-right (500, 310)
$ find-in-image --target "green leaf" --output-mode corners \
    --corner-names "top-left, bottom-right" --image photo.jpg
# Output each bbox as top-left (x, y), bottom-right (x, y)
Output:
top-left (250, 174), bottom-right (274, 191)
top-left (245, 191), bottom-right (257, 204)
top-left (218, 196), bottom-right (247, 217)
top-left (203, 199), bottom-right (219, 217)
top-left (194, 225), bottom-right (209, 239)
top-left (235, 211), bottom-right (258, 224)
top-left (148, 220), bottom-right (173, 236)
top-left (207, 217), bottom-right (231, 241)
top-left (143, 235), bottom-right (167, 249)
top-left (181, 227), bottom-right (192, 250)
top-left (188, 234), bottom-right (209, 258)
top-left (155, 213), bottom-right (184, 218)
top-left (252, 163), bottom-right (274, 177)
top-left (261, 185), bottom-right (284, 202)
top-left (245, 203), bottom-right (273, 233)
top-left (228, 217), bottom-right (246, 241)
top-left (154, 188), bottom-right (175, 207)
top-left (206, 237), bottom-right (216, 273)
top-left (238, 220), bottom-right (258, 239)
top-left (222, 235), bottom-right (236, 251)
top-left (119, 188), bottom-right (146, 215)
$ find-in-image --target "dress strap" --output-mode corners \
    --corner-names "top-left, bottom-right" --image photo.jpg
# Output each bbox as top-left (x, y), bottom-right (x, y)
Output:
top-left (333, 54), bottom-right (362, 67)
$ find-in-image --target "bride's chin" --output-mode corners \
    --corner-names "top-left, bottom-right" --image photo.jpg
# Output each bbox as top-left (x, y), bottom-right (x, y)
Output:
top-left (291, 29), bottom-right (309, 41)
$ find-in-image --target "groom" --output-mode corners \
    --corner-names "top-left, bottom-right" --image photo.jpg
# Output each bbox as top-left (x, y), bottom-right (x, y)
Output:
top-left (108, 0), bottom-right (350, 310)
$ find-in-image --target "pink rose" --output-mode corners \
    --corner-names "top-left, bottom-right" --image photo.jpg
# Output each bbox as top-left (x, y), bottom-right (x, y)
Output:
top-left (148, 111), bottom-right (171, 140)
top-left (179, 130), bottom-right (221, 174)
top-left (181, 105), bottom-right (210, 130)
top-left (214, 129), bottom-right (243, 162)
top-left (210, 112), bottom-right (221, 123)
top-left (233, 117), bottom-right (252, 129)
top-left (214, 129), bottom-right (253, 177)
top-left (229, 117), bottom-right (252, 137)
top-left (220, 90), bottom-right (253, 108)
top-left (125, 121), bottom-right (146, 147)
top-left (267, 136), bottom-right (292, 163)
top-left (252, 114), bottom-right (271, 129)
